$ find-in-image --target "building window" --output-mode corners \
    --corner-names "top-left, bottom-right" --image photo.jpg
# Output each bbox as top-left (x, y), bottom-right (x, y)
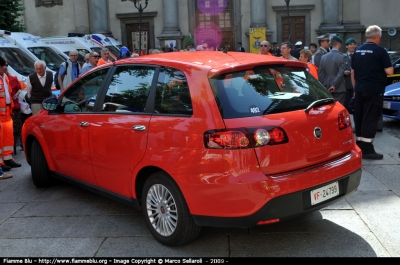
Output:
top-left (35, 0), bottom-right (63, 7)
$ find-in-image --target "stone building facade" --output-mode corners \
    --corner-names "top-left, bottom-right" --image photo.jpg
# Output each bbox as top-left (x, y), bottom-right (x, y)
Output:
top-left (23, 0), bottom-right (400, 52)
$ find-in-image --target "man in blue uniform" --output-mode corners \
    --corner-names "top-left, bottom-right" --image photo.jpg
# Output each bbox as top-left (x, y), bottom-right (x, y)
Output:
top-left (351, 25), bottom-right (394, 159)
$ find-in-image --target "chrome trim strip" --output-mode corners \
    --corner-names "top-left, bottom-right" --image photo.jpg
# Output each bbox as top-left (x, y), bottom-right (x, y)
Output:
top-left (269, 153), bottom-right (353, 178)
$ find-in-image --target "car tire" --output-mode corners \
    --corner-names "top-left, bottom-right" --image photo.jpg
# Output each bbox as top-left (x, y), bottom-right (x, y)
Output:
top-left (30, 140), bottom-right (52, 188)
top-left (142, 172), bottom-right (201, 246)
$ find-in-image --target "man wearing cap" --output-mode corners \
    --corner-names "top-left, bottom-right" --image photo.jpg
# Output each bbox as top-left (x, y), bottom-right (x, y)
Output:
top-left (314, 33), bottom-right (331, 68)
top-left (318, 35), bottom-right (347, 106)
top-left (351, 25), bottom-right (393, 160)
top-left (237, 42), bottom-right (245, 52)
top-left (344, 38), bottom-right (357, 112)
top-left (291, 41), bottom-right (302, 59)
top-left (270, 42), bottom-right (281, 57)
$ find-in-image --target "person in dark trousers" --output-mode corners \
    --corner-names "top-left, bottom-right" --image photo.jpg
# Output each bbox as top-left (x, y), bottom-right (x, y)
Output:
top-left (351, 25), bottom-right (394, 160)
top-left (344, 38), bottom-right (356, 112)
top-left (318, 35), bottom-right (347, 106)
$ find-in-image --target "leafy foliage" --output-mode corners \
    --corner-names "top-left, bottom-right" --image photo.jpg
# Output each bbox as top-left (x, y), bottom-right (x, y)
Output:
top-left (0, 0), bottom-right (25, 32)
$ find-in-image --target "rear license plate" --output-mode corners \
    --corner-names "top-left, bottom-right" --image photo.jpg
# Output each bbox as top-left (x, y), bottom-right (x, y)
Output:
top-left (310, 182), bottom-right (339, 205)
top-left (383, 101), bottom-right (391, 109)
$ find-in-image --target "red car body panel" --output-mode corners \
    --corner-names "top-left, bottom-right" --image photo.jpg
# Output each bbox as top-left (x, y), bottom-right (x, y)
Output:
top-left (22, 52), bottom-right (362, 222)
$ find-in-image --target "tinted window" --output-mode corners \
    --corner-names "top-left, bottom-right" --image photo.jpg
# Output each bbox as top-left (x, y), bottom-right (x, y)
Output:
top-left (389, 52), bottom-right (400, 65)
top-left (106, 45), bottom-right (120, 58)
top-left (102, 65), bottom-right (155, 113)
top-left (28, 46), bottom-right (65, 71)
top-left (209, 67), bottom-right (332, 119)
top-left (61, 68), bottom-right (110, 113)
top-left (154, 67), bottom-right (192, 115)
top-left (0, 47), bottom-right (35, 76)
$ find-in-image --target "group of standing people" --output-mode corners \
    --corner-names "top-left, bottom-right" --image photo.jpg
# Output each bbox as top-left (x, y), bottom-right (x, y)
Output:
top-left (255, 25), bottom-right (393, 160)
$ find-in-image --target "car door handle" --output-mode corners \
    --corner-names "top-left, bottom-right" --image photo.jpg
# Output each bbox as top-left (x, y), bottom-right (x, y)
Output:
top-left (78, 122), bottom-right (89, 127)
top-left (132, 125), bottom-right (146, 131)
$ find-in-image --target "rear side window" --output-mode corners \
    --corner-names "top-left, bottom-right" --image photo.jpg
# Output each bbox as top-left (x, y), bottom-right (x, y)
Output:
top-left (154, 67), bottom-right (193, 116)
top-left (102, 65), bottom-right (155, 113)
top-left (209, 66), bottom-right (332, 118)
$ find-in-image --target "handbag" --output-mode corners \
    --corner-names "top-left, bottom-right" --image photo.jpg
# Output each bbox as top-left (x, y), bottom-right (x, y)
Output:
top-left (19, 98), bottom-right (32, 115)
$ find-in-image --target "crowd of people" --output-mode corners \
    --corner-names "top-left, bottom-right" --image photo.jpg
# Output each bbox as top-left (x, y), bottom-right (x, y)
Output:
top-left (251, 25), bottom-right (393, 160)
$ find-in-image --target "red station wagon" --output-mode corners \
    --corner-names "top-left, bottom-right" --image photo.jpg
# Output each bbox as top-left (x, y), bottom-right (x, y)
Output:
top-left (22, 51), bottom-right (362, 246)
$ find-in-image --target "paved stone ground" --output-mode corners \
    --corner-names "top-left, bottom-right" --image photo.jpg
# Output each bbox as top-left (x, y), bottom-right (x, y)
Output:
top-left (0, 129), bottom-right (399, 257)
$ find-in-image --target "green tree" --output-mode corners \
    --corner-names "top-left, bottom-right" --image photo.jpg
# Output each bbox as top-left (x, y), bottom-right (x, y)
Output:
top-left (0, 0), bottom-right (25, 32)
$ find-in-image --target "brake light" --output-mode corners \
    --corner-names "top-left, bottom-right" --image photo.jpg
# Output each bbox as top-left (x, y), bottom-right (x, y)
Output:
top-left (338, 110), bottom-right (351, 130)
top-left (206, 131), bottom-right (250, 149)
top-left (205, 127), bottom-right (288, 149)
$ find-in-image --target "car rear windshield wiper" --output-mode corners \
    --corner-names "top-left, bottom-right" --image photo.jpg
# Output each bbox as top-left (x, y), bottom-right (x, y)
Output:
top-left (305, 98), bottom-right (336, 113)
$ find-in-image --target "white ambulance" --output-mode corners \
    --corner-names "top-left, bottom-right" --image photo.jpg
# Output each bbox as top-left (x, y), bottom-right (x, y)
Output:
top-left (0, 31), bottom-right (35, 87)
top-left (43, 41), bottom-right (86, 67)
top-left (2, 31), bottom-right (67, 74)
top-left (85, 34), bottom-right (121, 60)
top-left (41, 35), bottom-right (114, 62)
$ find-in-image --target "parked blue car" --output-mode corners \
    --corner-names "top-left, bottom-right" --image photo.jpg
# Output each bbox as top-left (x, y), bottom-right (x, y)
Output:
top-left (383, 82), bottom-right (400, 121)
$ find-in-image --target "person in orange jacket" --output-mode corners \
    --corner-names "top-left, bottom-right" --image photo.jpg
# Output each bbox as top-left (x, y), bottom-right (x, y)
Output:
top-left (0, 56), bottom-right (21, 174)
top-left (5, 68), bottom-right (24, 151)
top-left (258, 40), bottom-right (272, 56)
top-left (97, 48), bottom-right (111, 66)
top-left (299, 49), bottom-right (319, 80)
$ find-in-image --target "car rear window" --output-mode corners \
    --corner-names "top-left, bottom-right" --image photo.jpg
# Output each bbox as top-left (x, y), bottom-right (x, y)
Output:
top-left (209, 66), bottom-right (332, 119)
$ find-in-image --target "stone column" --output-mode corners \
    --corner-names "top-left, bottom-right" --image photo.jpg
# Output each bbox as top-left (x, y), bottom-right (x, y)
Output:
top-left (319, 0), bottom-right (343, 31)
top-left (250, 0), bottom-right (267, 28)
top-left (88, 0), bottom-right (111, 34)
top-left (72, 0), bottom-right (90, 33)
top-left (341, 0), bottom-right (365, 51)
top-left (161, 0), bottom-right (181, 34)
top-left (158, 0), bottom-right (183, 48)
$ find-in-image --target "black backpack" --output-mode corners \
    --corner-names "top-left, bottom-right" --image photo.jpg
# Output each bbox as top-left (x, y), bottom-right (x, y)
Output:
top-left (54, 61), bottom-right (69, 90)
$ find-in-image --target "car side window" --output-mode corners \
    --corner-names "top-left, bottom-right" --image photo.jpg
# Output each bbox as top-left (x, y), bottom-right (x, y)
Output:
top-left (61, 68), bottom-right (110, 113)
top-left (102, 65), bottom-right (155, 113)
top-left (154, 67), bottom-right (193, 115)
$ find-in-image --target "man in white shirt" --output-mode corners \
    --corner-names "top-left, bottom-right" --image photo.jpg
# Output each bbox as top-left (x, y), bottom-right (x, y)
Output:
top-left (26, 60), bottom-right (54, 115)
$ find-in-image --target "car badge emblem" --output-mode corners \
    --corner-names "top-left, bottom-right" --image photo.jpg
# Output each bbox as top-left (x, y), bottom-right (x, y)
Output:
top-left (314, 127), bottom-right (322, 139)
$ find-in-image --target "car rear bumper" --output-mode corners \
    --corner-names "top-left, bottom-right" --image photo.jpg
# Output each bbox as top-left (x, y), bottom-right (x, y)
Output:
top-left (383, 100), bottom-right (400, 120)
top-left (192, 168), bottom-right (361, 228)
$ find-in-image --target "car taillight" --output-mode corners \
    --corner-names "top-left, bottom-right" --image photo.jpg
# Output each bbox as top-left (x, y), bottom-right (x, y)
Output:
top-left (205, 127), bottom-right (288, 149)
top-left (338, 109), bottom-right (351, 130)
top-left (206, 131), bottom-right (250, 149)
top-left (254, 128), bottom-right (287, 146)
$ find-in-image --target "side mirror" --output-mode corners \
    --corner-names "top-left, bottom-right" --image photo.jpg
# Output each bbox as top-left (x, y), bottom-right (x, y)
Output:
top-left (42, 98), bottom-right (58, 111)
